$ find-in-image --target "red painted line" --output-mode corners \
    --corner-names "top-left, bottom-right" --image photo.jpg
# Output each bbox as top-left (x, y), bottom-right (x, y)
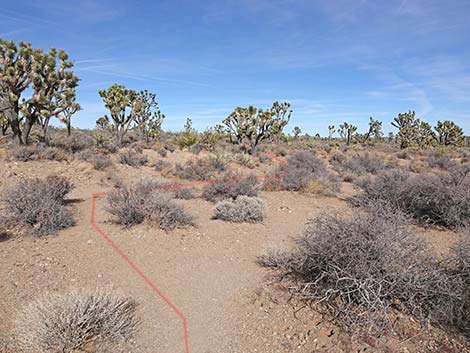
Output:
top-left (89, 151), bottom-right (286, 353)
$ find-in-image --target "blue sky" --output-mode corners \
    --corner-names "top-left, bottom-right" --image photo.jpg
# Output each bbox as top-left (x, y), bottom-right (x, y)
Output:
top-left (1, 0), bottom-right (469, 135)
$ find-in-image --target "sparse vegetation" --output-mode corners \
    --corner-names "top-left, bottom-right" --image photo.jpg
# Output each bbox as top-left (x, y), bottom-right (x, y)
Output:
top-left (15, 288), bottom-right (138, 353)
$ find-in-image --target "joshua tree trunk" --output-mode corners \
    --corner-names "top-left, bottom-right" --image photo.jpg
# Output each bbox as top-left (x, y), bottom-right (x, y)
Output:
top-left (6, 104), bottom-right (23, 144)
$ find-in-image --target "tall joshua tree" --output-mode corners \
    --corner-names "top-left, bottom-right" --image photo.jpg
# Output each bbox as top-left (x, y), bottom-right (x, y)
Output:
top-left (223, 101), bottom-right (292, 154)
top-left (0, 39), bottom-right (79, 144)
top-left (338, 122), bottom-right (357, 145)
top-left (99, 84), bottom-right (137, 146)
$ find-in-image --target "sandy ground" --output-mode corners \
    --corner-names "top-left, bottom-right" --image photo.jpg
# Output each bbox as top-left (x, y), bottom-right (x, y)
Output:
top-left (1, 149), bottom-right (469, 353)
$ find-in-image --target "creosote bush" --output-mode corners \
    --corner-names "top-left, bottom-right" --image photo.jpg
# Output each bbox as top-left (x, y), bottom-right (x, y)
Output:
top-left (259, 205), bottom-right (469, 333)
top-left (15, 288), bottom-right (138, 353)
top-left (354, 166), bottom-right (470, 228)
top-left (1, 175), bottom-right (74, 236)
top-left (106, 179), bottom-right (194, 230)
top-left (213, 196), bottom-right (265, 223)
top-left (202, 173), bottom-right (258, 202)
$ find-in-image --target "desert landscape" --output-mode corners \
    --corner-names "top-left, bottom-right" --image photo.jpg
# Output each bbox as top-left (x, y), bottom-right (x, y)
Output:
top-left (1, 2), bottom-right (470, 352)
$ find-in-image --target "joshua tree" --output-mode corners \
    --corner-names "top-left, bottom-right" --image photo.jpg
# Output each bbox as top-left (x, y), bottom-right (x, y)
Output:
top-left (223, 101), bottom-right (292, 154)
top-left (133, 90), bottom-right (165, 142)
top-left (338, 122), bottom-right (357, 145)
top-left (391, 110), bottom-right (420, 149)
top-left (292, 126), bottom-right (302, 138)
top-left (99, 84), bottom-right (138, 146)
top-left (392, 110), bottom-right (437, 149)
top-left (328, 125), bottom-right (335, 139)
top-left (363, 117), bottom-right (383, 144)
top-left (435, 120), bottom-right (465, 146)
top-left (57, 100), bottom-right (81, 137)
top-left (0, 39), bottom-right (79, 144)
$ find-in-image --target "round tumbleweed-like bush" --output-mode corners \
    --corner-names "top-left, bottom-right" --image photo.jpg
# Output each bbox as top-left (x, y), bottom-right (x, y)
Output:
top-left (213, 196), bottom-right (266, 223)
top-left (15, 288), bottom-right (139, 353)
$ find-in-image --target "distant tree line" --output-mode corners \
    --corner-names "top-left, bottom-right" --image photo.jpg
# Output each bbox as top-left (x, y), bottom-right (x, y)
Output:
top-left (0, 37), bottom-right (467, 152)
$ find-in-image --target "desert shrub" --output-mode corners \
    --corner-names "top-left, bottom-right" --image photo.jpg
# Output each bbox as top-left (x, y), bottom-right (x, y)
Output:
top-left (118, 150), bottom-right (148, 167)
top-left (1, 175), bottom-right (74, 236)
top-left (106, 179), bottom-right (194, 230)
top-left (354, 166), bottom-right (470, 228)
top-left (158, 148), bottom-right (167, 157)
top-left (15, 288), bottom-right (138, 353)
top-left (207, 152), bottom-right (229, 172)
top-left (332, 153), bottom-right (387, 177)
top-left (213, 196), bottom-right (265, 223)
top-left (154, 159), bottom-right (172, 172)
top-left (92, 155), bottom-right (113, 170)
top-left (8, 145), bottom-right (69, 162)
top-left (202, 173), bottom-right (258, 202)
top-left (164, 142), bottom-right (176, 152)
top-left (173, 187), bottom-right (195, 200)
top-left (173, 157), bottom-right (220, 181)
top-left (271, 150), bottom-right (340, 192)
top-left (233, 153), bottom-right (256, 169)
top-left (259, 206), bottom-right (464, 333)
top-left (427, 152), bottom-right (458, 170)
top-left (190, 144), bottom-right (203, 155)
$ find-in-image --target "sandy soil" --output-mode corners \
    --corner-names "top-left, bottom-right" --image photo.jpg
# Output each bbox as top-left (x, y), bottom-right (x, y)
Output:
top-left (1, 149), bottom-right (469, 353)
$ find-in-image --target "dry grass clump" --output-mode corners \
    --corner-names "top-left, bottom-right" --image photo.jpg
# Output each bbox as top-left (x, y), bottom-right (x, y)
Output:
top-left (1, 175), bottom-right (74, 236)
top-left (267, 150), bottom-right (340, 193)
top-left (354, 165), bottom-right (470, 228)
top-left (213, 196), bottom-right (266, 223)
top-left (118, 149), bottom-right (148, 167)
top-left (15, 288), bottom-right (138, 353)
top-left (202, 173), bottom-right (258, 202)
top-left (106, 179), bottom-right (194, 230)
top-left (259, 205), bottom-right (469, 334)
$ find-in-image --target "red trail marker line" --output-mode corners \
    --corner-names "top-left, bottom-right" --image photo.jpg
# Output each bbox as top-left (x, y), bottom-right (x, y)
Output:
top-left (89, 152), bottom-right (286, 353)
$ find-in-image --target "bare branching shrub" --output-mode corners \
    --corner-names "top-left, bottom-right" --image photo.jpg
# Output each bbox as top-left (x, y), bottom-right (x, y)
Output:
top-left (213, 196), bottom-right (265, 223)
top-left (106, 179), bottom-right (194, 230)
top-left (259, 206), bottom-right (465, 333)
top-left (1, 175), bottom-right (74, 236)
top-left (16, 288), bottom-right (138, 353)
top-left (202, 173), bottom-right (258, 202)
top-left (173, 157), bottom-right (220, 181)
top-left (354, 165), bottom-right (470, 228)
top-left (270, 150), bottom-right (340, 192)
top-left (427, 152), bottom-right (458, 170)
top-left (118, 150), bottom-right (148, 167)
top-left (332, 153), bottom-right (388, 177)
